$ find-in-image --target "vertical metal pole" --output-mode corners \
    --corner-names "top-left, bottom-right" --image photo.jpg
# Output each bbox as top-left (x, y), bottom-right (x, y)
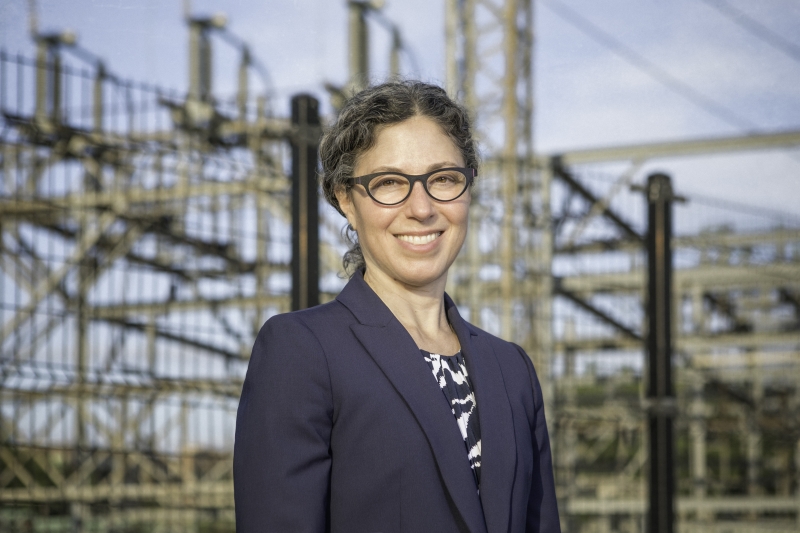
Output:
top-left (500, 0), bottom-right (519, 343)
top-left (795, 435), bottom-right (800, 529)
top-left (254, 93), bottom-right (269, 322)
top-left (237, 47), bottom-right (249, 121)
top-left (93, 62), bottom-right (104, 133)
top-left (51, 48), bottom-right (61, 122)
top-left (389, 28), bottom-right (401, 79)
top-left (746, 350), bottom-right (763, 508)
top-left (348, 1), bottom-right (369, 93)
top-left (35, 39), bottom-right (47, 121)
top-left (561, 318), bottom-right (577, 532)
top-left (646, 172), bottom-right (675, 533)
top-left (522, 0), bottom-right (534, 156)
top-left (444, 0), bottom-right (459, 97)
top-left (290, 94), bottom-right (320, 311)
top-left (462, 0), bottom-right (477, 118)
top-left (689, 373), bottom-right (709, 520)
top-left (199, 27), bottom-right (212, 102)
top-left (535, 160), bottom-right (554, 426)
top-left (188, 22), bottom-right (201, 101)
top-left (76, 246), bottom-right (88, 450)
top-left (1, 50), bottom-right (6, 112)
top-left (462, 0), bottom-right (479, 326)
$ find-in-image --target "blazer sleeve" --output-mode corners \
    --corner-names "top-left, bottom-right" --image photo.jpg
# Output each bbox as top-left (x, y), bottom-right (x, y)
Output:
top-left (518, 345), bottom-right (561, 533)
top-left (234, 314), bottom-right (334, 533)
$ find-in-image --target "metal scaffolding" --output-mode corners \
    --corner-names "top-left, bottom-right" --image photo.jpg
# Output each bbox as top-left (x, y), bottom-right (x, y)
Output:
top-left (444, 0), bottom-right (547, 378)
top-left (541, 136), bottom-right (800, 533)
top-left (0, 12), bottom-right (344, 531)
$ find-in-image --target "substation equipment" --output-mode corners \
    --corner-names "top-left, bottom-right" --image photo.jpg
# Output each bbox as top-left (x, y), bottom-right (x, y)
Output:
top-left (1, 2), bottom-right (799, 532)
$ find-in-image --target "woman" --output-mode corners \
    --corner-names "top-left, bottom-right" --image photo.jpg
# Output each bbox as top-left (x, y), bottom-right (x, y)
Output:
top-left (234, 81), bottom-right (560, 533)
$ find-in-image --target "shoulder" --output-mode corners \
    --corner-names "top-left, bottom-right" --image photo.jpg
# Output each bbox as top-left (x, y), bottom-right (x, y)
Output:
top-left (249, 299), bottom-right (356, 372)
top-left (258, 299), bottom-right (354, 342)
top-left (466, 322), bottom-right (532, 371)
top-left (466, 322), bottom-right (543, 406)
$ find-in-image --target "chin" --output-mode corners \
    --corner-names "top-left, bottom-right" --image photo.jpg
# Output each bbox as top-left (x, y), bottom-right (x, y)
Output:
top-left (393, 263), bottom-right (450, 288)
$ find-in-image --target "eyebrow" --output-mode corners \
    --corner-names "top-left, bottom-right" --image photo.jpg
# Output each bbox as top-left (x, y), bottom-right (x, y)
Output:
top-left (367, 162), bottom-right (463, 174)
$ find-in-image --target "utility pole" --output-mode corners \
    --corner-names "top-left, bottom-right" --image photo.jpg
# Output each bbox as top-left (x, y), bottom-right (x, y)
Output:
top-left (32, 31), bottom-right (75, 123)
top-left (645, 172), bottom-right (677, 533)
top-left (186, 11), bottom-right (226, 126)
top-left (348, 1), bottom-right (370, 93)
top-left (290, 94), bottom-right (321, 311)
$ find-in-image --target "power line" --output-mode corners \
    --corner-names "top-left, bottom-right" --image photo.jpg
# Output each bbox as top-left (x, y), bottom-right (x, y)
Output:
top-left (539, 0), bottom-right (758, 133)
top-left (699, 0), bottom-right (800, 65)
top-left (578, 168), bottom-right (800, 226)
top-left (682, 191), bottom-right (800, 228)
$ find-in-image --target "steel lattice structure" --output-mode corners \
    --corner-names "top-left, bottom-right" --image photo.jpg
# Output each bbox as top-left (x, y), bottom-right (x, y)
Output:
top-left (445, 1), bottom-right (800, 532)
top-left (0, 17), bottom-right (346, 531)
top-left (544, 140), bottom-right (800, 533)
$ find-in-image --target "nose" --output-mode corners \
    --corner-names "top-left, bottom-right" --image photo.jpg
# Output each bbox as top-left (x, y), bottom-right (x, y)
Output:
top-left (405, 181), bottom-right (435, 220)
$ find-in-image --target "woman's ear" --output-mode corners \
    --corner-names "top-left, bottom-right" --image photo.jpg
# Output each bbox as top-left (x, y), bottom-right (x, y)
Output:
top-left (334, 187), bottom-right (356, 232)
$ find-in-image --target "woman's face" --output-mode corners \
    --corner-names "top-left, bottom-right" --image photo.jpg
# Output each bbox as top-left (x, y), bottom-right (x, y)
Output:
top-left (336, 115), bottom-right (471, 292)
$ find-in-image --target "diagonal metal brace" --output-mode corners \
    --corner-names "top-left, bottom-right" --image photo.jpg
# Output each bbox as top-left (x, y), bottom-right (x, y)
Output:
top-left (554, 279), bottom-right (643, 341)
top-left (552, 157), bottom-right (643, 242)
top-left (0, 209), bottom-right (117, 343)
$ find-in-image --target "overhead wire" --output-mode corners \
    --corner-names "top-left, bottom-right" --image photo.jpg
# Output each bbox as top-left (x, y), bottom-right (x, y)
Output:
top-left (699, 0), bottom-right (800, 65)
top-left (539, 0), bottom-right (758, 132)
top-left (578, 167), bottom-right (800, 226)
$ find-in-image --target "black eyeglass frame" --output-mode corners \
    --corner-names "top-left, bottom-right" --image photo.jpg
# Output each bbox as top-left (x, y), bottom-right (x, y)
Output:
top-left (346, 167), bottom-right (477, 206)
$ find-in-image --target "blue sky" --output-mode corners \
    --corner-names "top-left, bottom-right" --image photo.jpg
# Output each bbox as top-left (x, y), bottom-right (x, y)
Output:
top-left (1, 0), bottom-right (799, 217)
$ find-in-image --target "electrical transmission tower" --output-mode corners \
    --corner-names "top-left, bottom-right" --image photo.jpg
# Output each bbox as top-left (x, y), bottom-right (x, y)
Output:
top-left (444, 0), bottom-right (552, 396)
top-left (445, 2), bottom-right (800, 532)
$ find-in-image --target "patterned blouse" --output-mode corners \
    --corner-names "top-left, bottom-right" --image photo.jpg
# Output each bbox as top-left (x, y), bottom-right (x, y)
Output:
top-left (421, 349), bottom-right (482, 489)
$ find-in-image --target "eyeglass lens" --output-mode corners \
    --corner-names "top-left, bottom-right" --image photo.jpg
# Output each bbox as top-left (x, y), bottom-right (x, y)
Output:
top-left (368, 169), bottom-right (468, 204)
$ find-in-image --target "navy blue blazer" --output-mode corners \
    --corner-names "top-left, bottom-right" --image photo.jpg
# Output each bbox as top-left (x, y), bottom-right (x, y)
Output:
top-left (234, 271), bottom-right (560, 533)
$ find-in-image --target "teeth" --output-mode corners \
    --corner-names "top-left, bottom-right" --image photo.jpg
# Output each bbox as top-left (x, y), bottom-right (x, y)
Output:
top-left (397, 232), bottom-right (442, 245)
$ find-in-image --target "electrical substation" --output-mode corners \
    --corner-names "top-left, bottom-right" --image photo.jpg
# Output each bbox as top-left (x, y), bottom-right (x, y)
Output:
top-left (1, 1), bottom-right (799, 532)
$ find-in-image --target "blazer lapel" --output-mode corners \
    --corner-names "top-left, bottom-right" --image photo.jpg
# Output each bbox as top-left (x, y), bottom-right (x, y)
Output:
top-left (338, 273), bottom-right (488, 533)
top-left (446, 296), bottom-right (517, 533)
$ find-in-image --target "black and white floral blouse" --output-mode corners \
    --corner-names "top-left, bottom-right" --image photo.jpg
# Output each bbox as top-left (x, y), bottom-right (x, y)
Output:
top-left (421, 349), bottom-right (482, 489)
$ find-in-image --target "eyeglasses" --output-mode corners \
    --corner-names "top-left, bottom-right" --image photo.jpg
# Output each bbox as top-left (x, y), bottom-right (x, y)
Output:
top-left (347, 167), bottom-right (476, 206)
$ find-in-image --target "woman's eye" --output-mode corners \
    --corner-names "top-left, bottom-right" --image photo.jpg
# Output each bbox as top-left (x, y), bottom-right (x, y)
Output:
top-left (432, 173), bottom-right (457, 184)
top-left (373, 175), bottom-right (405, 188)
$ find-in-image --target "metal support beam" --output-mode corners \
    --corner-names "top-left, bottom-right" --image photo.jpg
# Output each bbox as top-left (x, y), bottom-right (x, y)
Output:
top-left (499, 0), bottom-right (520, 342)
top-left (0, 209), bottom-right (116, 342)
top-left (444, 0), bottom-right (459, 97)
top-left (389, 28), bottom-right (401, 78)
top-left (188, 19), bottom-right (212, 102)
top-left (553, 158), bottom-right (642, 242)
top-left (689, 374), bottom-right (709, 520)
top-left (555, 281), bottom-right (642, 341)
top-left (645, 172), bottom-right (676, 533)
top-left (348, 1), bottom-right (370, 93)
top-left (93, 62), bottom-right (105, 132)
top-left (237, 47), bottom-right (250, 120)
top-left (539, 129), bottom-right (800, 166)
top-left (703, 292), bottom-right (752, 332)
top-left (290, 94), bottom-right (321, 311)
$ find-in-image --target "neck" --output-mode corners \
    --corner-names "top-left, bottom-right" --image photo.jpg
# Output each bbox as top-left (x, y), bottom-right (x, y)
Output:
top-left (363, 267), bottom-right (458, 354)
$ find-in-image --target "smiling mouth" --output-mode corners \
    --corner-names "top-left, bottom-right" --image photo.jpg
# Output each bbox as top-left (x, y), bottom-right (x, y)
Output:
top-left (395, 232), bottom-right (443, 245)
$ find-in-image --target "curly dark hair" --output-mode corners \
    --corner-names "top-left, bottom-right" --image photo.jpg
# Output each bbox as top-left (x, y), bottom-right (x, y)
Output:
top-left (319, 80), bottom-right (479, 275)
